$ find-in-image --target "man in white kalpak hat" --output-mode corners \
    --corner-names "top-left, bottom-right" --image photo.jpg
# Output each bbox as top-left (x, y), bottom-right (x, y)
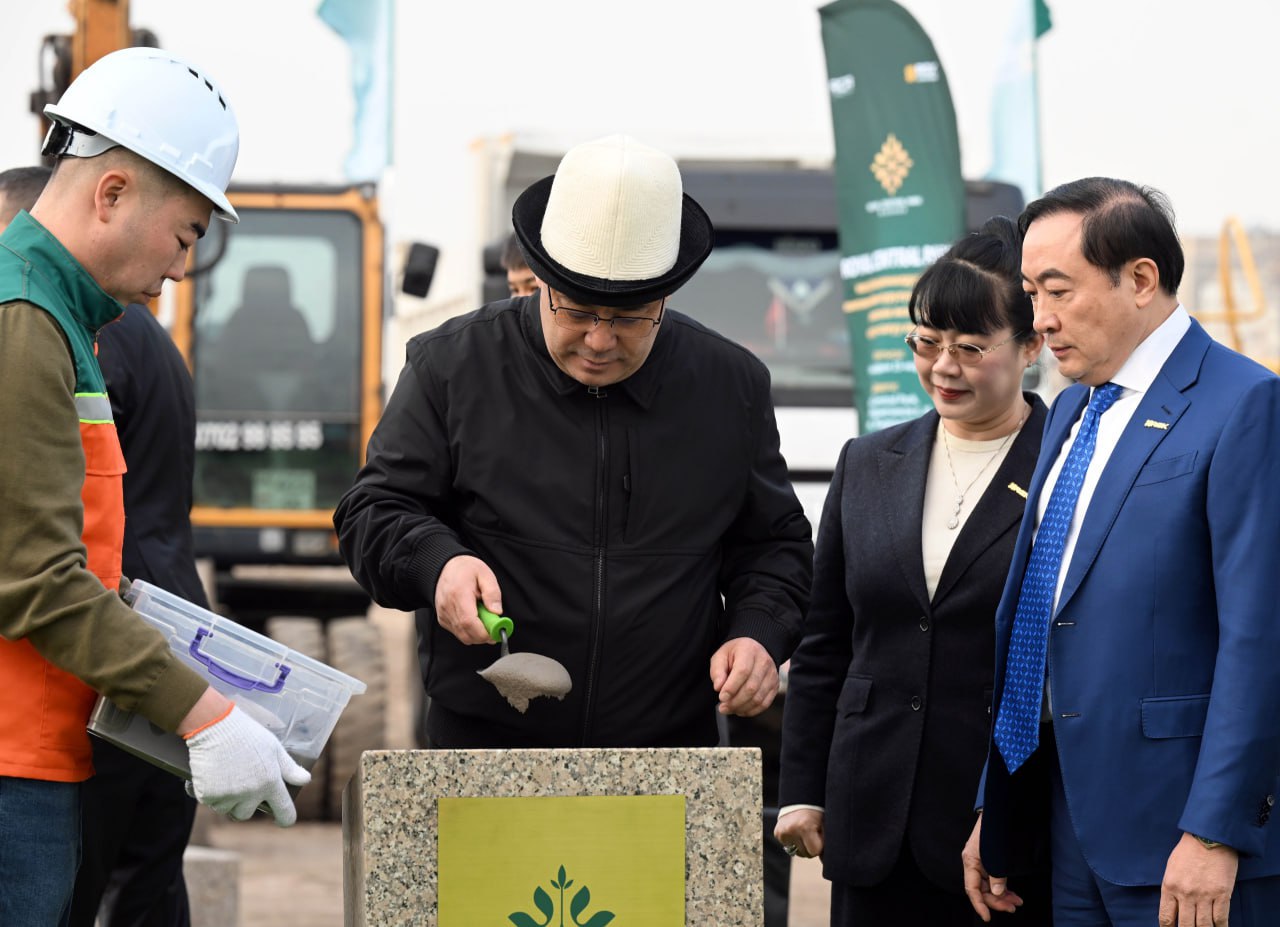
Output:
top-left (337, 135), bottom-right (813, 748)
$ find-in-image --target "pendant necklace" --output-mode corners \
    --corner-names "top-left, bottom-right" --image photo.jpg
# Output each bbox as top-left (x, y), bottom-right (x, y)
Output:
top-left (941, 409), bottom-right (1027, 530)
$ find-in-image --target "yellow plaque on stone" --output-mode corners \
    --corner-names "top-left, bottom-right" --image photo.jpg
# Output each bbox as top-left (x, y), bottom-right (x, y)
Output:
top-left (439, 794), bottom-right (685, 926)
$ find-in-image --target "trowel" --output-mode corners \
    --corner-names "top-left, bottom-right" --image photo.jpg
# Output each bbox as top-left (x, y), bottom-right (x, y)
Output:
top-left (475, 604), bottom-right (572, 713)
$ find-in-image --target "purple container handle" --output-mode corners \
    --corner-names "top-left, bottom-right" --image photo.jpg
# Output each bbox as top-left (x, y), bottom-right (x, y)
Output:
top-left (189, 628), bottom-right (291, 694)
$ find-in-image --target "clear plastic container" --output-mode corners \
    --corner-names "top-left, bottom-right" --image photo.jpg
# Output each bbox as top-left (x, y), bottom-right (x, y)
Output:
top-left (87, 579), bottom-right (367, 780)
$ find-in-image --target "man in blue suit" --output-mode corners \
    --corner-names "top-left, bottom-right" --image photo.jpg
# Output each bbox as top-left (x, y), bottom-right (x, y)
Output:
top-left (962, 177), bottom-right (1280, 927)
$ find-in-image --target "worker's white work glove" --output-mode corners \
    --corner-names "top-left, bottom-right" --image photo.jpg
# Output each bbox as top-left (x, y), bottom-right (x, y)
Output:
top-left (184, 704), bottom-right (311, 826)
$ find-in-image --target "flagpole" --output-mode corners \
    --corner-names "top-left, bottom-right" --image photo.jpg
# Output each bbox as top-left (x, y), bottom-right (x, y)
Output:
top-left (1031, 0), bottom-right (1052, 197)
top-left (1031, 18), bottom-right (1043, 195)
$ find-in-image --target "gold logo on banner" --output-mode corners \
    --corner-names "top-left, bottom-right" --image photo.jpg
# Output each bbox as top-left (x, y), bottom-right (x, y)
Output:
top-left (871, 134), bottom-right (913, 195)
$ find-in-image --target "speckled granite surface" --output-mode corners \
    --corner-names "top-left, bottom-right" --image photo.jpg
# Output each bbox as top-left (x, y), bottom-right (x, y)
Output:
top-left (343, 748), bottom-right (762, 926)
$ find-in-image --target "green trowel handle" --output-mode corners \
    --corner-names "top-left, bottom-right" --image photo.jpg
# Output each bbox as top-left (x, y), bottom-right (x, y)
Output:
top-left (477, 604), bottom-right (514, 642)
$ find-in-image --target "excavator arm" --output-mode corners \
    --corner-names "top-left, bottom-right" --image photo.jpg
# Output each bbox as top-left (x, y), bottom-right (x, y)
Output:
top-left (29, 0), bottom-right (156, 146)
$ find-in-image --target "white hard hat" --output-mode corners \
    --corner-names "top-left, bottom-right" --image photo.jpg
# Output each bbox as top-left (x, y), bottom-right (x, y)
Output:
top-left (44, 47), bottom-right (240, 222)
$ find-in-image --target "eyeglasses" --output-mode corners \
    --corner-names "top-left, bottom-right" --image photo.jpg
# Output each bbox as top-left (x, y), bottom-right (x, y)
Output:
top-left (904, 331), bottom-right (1023, 366)
top-left (549, 298), bottom-right (665, 339)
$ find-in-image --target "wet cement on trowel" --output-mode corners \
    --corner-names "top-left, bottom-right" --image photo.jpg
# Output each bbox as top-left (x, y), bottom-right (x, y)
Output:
top-left (477, 652), bottom-right (573, 713)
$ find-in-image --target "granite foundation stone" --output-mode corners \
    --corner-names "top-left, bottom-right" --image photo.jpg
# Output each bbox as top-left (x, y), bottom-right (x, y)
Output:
top-left (344, 748), bottom-right (762, 926)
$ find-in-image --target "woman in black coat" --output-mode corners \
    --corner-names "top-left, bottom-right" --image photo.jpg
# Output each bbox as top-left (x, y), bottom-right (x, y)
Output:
top-left (776, 218), bottom-right (1053, 925)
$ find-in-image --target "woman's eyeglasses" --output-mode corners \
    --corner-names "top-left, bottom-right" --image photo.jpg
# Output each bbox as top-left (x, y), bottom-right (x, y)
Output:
top-left (904, 331), bottom-right (1022, 366)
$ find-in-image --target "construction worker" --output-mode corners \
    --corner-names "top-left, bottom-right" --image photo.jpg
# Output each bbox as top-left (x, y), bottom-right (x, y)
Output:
top-left (0, 48), bottom-right (308, 926)
top-left (2, 163), bottom-right (206, 927)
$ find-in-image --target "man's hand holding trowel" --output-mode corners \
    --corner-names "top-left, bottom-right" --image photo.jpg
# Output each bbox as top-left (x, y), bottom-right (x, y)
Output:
top-left (435, 555), bottom-right (571, 714)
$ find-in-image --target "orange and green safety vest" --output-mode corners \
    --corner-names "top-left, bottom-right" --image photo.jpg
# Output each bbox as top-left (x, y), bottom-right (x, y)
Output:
top-left (0, 210), bottom-right (126, 781)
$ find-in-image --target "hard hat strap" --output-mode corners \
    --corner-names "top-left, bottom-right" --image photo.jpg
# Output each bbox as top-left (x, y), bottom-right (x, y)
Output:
top-left (41, 121), bottom-right (120, 160)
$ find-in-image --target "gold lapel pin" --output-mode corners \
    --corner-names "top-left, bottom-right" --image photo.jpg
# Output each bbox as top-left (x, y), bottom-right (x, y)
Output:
top-left (1143, 419), bottom-right (1170, 430)
top-left (1007, 482), bottom-right (1027, 499)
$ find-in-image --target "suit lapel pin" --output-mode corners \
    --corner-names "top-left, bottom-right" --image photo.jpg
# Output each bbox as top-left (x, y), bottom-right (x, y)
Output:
top-left (1007, 482), bottom-right (1028, 499)
top-left (1144, 419), bottom-right (1171, 430)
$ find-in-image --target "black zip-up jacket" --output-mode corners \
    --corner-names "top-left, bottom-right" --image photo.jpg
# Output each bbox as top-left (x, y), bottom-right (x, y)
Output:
top-left (334, 295), bottom-right (813, 747)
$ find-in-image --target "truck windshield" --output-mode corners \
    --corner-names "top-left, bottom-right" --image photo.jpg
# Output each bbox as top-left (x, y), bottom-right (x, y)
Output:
top-left (675, 230), bottom-right (852, 404)
top-left (190, 209), bottom-right (363, 512)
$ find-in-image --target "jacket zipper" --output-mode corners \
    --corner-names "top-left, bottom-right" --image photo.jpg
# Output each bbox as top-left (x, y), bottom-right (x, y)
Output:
top-left (580, 385), bottom-right (608, 744)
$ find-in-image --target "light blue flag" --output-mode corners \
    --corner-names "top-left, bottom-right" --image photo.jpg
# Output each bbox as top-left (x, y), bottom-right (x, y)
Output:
top-left (317, 0), bottom-right (393, 181)
top-left (984, 0), bottom-right (1051, 202)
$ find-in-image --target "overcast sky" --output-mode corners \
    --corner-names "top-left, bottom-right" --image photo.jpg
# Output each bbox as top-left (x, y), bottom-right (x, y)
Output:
top-left (2, 0), bottom-right (1277, 248)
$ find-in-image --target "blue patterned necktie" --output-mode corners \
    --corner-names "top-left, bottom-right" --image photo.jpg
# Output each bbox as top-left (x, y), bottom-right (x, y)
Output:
top-left (993, 382), bottom-right (1124, 772)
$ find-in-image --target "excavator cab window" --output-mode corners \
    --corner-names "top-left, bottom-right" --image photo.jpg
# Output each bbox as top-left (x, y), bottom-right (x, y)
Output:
top-left (190, 208), bottom-right (363, 514)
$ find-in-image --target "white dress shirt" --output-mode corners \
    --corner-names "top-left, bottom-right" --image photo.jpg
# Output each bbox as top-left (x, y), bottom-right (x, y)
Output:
top-left (1034, 306), bottom-right (1190, 717)
top-left (1034, 305), bottom-right (1190, 613)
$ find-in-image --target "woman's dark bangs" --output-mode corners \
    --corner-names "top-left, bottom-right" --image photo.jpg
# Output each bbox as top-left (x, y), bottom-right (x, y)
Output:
top-left (910, 262), bottom-right (1004, 336)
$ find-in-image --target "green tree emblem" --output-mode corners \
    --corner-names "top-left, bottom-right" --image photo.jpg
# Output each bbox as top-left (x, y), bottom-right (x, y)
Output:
top-left (508, 865), bottom-right (616, 927)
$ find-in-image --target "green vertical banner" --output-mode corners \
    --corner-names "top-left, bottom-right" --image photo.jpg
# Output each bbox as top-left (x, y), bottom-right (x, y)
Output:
top-left (820, 0), bottom-right (966, 432)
